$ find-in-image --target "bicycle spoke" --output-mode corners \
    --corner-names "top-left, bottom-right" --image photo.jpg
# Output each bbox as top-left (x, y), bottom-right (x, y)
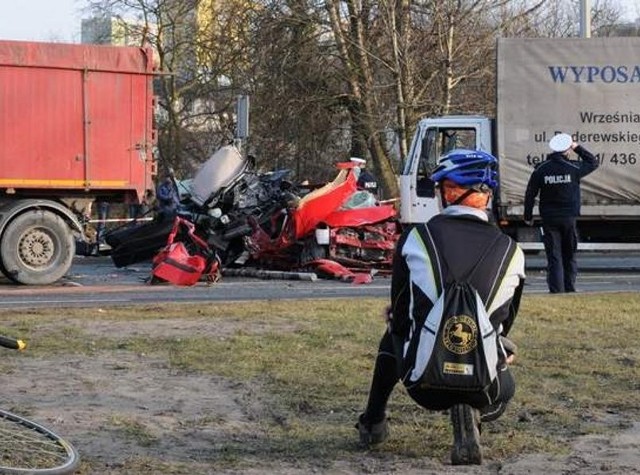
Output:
top-left (0, 409), bottom-right (79, 474)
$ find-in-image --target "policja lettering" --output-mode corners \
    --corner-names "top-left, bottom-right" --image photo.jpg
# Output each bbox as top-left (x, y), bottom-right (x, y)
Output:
top-left (543, 174), bottom-right (572, 184)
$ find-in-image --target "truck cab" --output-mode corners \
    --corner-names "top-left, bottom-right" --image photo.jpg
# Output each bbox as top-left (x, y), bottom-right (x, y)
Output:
top-left (399, 116), bottom-right (493, 225)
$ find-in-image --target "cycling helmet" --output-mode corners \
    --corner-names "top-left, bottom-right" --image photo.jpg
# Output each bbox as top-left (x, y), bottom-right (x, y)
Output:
top-left (430, 148), bottom-right (498, 190)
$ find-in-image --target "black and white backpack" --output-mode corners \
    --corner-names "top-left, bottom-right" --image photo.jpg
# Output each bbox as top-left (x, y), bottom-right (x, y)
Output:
top-left (402, 230), bottom-right (513, 399)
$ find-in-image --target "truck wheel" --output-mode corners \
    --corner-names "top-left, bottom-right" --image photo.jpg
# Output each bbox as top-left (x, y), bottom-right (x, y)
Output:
top-left (0, 255), bottom-right (8, 280)
top-left (0, 210), bottom-right (75, 285)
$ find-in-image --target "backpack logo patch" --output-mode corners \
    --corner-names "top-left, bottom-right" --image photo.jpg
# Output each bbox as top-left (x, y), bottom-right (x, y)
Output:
top-left (443, 316), bottom-right (477, 355)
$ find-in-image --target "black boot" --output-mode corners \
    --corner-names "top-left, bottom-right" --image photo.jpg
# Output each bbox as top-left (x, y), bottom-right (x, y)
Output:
top-left (355, 413), bottom-right (389, 447)
top-left (450, 404), bottom-right (482, 465)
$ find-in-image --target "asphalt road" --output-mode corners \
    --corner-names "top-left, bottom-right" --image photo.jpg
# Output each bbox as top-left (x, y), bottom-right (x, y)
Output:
top-left (0, 253), bottom-right (638, 309)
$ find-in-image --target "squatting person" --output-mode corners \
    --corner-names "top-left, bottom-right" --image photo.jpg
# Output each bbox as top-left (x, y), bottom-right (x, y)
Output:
top-left (356, 149), bottom-right (526, 465)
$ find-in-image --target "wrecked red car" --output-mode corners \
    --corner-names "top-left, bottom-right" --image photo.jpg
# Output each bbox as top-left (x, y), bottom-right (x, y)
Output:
top-left (106, 146), bottom-right (401, 282)
top-left (246, 160), bottom-right (400, 280)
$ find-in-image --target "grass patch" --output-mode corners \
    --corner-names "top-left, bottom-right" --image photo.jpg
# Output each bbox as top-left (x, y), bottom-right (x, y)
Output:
top-left (1, 293), bottom-right (639, 470)
top-left (108, 415), bottom-right (159, 447)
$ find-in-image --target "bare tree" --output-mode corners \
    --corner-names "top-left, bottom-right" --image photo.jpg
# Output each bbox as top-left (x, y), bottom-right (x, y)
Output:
top-left (84, 0), bottom-right (256, 179)
top-left (315, 1), bottom-right (549, 197)
top-left (246, 2), bottom-right (349, 182)
top-left (81, 0), bottom-right (628, 198)
top-left (527, 0), bottom-right (625, 37)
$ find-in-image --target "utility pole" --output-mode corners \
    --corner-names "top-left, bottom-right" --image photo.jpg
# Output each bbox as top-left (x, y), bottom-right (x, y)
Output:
top-left (235, 95), bottom-right (250, 152)
top-left (580, 0), bottom-right (591, 38)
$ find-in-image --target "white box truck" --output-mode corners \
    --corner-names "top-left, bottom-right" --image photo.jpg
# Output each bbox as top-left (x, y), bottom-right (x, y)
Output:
top-left (400, 37), bottom-right (640, 250)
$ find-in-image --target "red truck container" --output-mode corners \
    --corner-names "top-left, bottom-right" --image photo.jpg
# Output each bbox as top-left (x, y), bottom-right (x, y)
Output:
top-left (0, 39), bottom-right (156, 285)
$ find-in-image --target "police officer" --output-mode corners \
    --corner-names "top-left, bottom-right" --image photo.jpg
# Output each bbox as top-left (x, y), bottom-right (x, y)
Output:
top-left (156, 173), bottom-right (180, 221)
top-left (523, 133), bottom-right (599, 293)
top-left (351, 157), bottom-right (379, 198)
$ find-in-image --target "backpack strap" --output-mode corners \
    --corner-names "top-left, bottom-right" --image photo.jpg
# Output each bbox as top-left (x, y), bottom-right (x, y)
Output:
top-left (419, 223), bottom-right (444, 295)
top-left (422, 222), bottom-right (498, 288)
top-left (485, 238), bottom-right (517, 309)
top-left (424, 222), bottom-right (512, 307)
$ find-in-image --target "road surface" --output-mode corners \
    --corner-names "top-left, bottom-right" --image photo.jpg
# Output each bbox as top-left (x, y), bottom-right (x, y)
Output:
top-left (0, 253), bottom-right (638, 309)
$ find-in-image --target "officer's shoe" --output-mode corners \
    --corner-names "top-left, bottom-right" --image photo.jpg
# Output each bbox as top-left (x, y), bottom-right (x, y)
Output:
top-left (450, 404), bottom-right (482, 465)
top-left (356, 413), bottom-right (388, 447)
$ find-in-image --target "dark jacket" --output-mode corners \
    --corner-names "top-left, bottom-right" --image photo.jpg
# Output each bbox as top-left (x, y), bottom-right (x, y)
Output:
top-left (390, 210), bottom-right (525, 345)
top-left (523, 146), bottom-right (598, 221)
top-left (357, 169), bottom-right (378, 195)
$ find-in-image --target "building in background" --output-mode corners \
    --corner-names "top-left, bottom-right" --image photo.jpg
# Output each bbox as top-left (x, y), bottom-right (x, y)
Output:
top-left (81, 16), bottom-right (152, 46)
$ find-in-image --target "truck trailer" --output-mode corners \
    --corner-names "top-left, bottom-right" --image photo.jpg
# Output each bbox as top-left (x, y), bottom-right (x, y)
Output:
top-left (0, 39), bottom-right (156, 284)
top-left (400, 37), bottom-right (640, 250)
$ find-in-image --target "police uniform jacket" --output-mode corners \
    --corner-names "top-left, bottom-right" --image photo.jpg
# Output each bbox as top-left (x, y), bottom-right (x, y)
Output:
top-left (356, 169), bottom-right (378, 195)
top-left (523, 146), bottom-right (598, 221)
top-left (389, 206), bottom-right (526, 353)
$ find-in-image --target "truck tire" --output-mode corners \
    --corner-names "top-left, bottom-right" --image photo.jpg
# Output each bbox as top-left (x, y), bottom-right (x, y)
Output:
top-left (0, 210), bottom-right (75, 285)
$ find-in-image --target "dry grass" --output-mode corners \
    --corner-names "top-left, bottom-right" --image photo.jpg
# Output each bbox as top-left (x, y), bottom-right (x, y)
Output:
top-left (0, 293), bottom-right (638, 472)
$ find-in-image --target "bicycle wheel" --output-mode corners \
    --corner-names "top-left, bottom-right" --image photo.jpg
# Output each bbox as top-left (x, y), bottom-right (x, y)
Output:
top-left (0, 409), bottom-right (80, 474)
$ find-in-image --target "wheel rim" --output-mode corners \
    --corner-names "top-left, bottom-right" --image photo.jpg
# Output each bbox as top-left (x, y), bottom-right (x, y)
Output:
top-left (18, 228), bottom-right (56, 268)
top-left (0, 409), bottom-right (79, 474)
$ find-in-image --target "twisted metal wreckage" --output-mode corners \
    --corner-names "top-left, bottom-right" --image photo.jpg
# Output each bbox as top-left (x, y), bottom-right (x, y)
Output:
top-left (105, 145), bottom-right (401, 286)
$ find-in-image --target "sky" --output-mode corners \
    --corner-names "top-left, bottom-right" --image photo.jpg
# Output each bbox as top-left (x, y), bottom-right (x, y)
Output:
top-left (0, 0), bottom-right (84, 43)
top-left (0, 0), bottom-right (638, 43)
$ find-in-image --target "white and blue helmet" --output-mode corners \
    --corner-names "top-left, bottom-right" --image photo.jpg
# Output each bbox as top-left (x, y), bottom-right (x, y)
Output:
top-left (430, 149), bottom-right (498, 190)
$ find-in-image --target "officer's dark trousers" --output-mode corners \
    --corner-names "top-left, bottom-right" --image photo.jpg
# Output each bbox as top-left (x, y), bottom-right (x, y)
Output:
top-left (361, 331), bottom-right (515, 424)
top-left (541, 217), bottom-right (578, 293)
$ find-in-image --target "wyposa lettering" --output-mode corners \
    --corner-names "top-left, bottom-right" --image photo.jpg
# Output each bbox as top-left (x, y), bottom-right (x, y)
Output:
top-left (548, 65), bottom-right (640, 84)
